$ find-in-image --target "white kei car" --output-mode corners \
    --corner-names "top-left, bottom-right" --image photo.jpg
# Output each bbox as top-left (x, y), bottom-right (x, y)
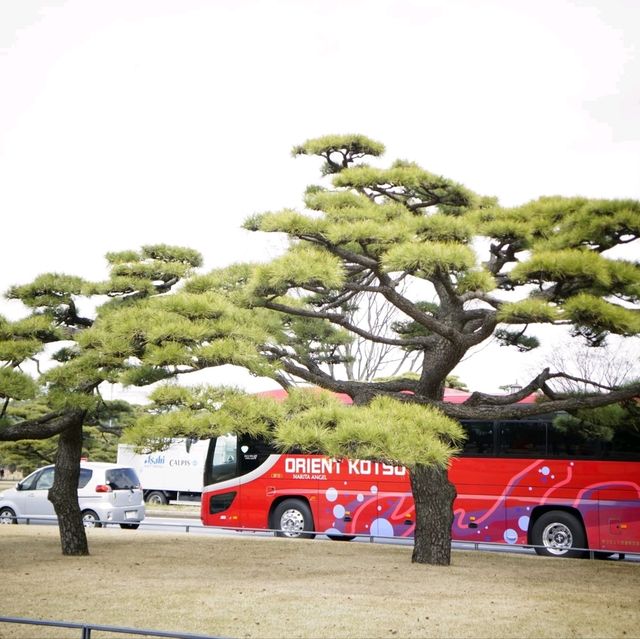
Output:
top-left (0, 462), bottom-right (145, 529)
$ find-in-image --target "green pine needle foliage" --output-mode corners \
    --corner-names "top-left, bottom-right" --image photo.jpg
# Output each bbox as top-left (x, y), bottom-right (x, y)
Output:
top-left (333, 162), bottom-right (476, 210)
top-left (292, 134), bottom-right (385, 158)
top-left (0, 315), bottom-right (61, 343)
top-left (128, 386), bottom-right (464, 470)
top-left (150, 292), bottom-right (233, 321)
top-left (383, 241), bottom-right (475, 276)
top-left (183, 264), bottom-right (259, 305)
top-left (141, 244), bottom-right (203, 267)
top-left (455, 269), bottom-right (496, 294)
top-left (497, 299), bottom-right (559, 324)
top-left (244, 210), bottom-right (327, 236)
top-left (119, 365), bottom-right (175, 387)
top-left (7, 273), bottom-right (86, 308)
top-left (494, 329), bottom-right (540, 352)
top-left (0, 369), bottom-right (38, 400)
top-left (324, 218), bottom-right (412, 248)
top-left (124, 386), bottom-right (284, 448)
top-left (563, 294), bottom-right (640, 336)
top-left (105, 250), bottom-right (141, 264)
top-left (415, 214), bottom-right (473, 242)
top-left (275, 392), bottom-right (465, 469)
top-left (304, 189), bottom-right (371, 212)
top-left (510, 250), bottom-right (614, 288)
top-left (195, 339), bottom-right (277, 377)
top-left (249, 245), bottom-right (345, 297)
top-left (0, 338), bottom-right (42, 363)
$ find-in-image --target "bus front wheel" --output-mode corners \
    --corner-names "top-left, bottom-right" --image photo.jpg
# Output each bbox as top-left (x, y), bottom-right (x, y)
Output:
top-left (273, 499), bottom-right (315, 540)
top-left (531, 511), bottom-right (586, 558)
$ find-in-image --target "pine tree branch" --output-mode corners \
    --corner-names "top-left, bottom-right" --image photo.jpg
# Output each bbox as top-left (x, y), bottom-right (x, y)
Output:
top-left (396, 381), bottom-right (640, 420)
top-left (0, 409), bottom-right (85, 441)
top-left (265, 345), bottom-right (419, 396)
top-left (263, 300), bottom-right (430, 348)
top-left (375, 272), bottom-right (462, 343)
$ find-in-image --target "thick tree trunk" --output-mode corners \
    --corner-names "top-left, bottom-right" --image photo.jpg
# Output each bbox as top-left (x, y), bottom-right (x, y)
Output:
top-left (48, 412), bottom-right (89, 556)
top-left (410, 464), bottom-right (456, 566)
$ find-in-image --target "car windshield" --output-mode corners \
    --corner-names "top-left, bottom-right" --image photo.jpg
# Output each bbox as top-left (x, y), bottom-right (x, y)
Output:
top-left (106, 468), bottom-right (140, 490)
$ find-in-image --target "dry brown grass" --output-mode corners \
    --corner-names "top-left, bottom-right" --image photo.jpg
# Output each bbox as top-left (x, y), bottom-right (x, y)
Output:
top-left (0, 526), bottom-right (638, 639)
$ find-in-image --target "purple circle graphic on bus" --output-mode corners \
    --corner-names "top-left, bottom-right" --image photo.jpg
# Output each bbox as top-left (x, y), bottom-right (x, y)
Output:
top-left (539, 466), bottom-right (550, 476)
top-left (333, 504), bottom-right (345, 519)
top-left (370, 485), bottom-right (378, 494)
top-left (326, 487), bottom-right (338, 502)
top-left (518, 515), bottom-right (530, 531)
top-left (357, 494), bottom-right (364, 502)
top-left (504, 528), bottom-right (518, 544)
top-left (370, 518), bottom-right (394, 538)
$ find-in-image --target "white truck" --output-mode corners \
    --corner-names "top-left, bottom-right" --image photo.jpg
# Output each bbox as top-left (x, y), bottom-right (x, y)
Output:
top-left (116, 439), bottom-right (209, 505)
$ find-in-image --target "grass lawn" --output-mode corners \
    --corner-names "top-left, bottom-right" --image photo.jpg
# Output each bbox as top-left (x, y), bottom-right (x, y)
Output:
top-left (0, 525), bottom-right (638, 639)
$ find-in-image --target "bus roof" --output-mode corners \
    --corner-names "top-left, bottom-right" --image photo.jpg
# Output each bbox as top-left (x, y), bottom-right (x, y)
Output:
top-left (255, 387), bottom-right (538, 405)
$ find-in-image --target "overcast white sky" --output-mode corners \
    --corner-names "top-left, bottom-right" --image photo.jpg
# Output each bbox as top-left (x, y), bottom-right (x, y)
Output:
top-left (1, 0), bottom-right (639, 396)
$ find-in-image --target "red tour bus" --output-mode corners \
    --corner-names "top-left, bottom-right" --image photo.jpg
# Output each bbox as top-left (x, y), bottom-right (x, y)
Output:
top-left (200, 389), bottom-right (640, 558)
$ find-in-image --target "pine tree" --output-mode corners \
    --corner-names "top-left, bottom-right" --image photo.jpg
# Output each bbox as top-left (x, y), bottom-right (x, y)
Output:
top-left (0, 246), bottom-right (202, 554)
top-left (170, 134), bottom-right (639, 565)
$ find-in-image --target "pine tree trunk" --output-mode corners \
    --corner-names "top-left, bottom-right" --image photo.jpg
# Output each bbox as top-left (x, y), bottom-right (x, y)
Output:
top-left (48, 412), bottom-right (90, 556)
top-left (410, 464), bottom-right (456, 565)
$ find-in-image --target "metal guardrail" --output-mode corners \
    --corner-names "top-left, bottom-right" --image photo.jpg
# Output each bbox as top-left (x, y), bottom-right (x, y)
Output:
top-left (0, 616), bottom-right (226, 639)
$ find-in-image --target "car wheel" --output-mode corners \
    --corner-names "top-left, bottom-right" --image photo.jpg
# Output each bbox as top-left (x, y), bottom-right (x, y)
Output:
top-left (120, 523), bottom-right (140, 530)
top-left (272, 499), bottom-right (315, 539)
top-left (0, 507), bottom-right (17, 524)
top-left (531, 511), bottom-right (586, 558)
top-left (146, 491), bottom-right (168, 505)
top-left (81, 510), bottom-right (102, 528)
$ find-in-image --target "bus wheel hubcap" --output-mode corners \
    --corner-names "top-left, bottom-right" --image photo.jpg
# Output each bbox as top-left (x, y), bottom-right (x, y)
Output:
top-left (281, 509), bottom-right (304, 536)
top-left (542, 523), bottom-right (572, 554)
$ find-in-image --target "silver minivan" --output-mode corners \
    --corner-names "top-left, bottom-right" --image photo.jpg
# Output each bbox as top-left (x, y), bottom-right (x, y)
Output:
top-left (0, 462), bottom-right (145, 528)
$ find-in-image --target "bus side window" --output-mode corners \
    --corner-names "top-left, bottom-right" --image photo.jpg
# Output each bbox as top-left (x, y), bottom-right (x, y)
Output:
top-left (238, 436), bottom-right (276, 476)
top-left (205, 434), bottom-right (238, 484)
top-left (461, 422), bottom-right (495, 456)
top-left (548, 424), bottom-right (599, 459)
top-left (498, 421), bottom-right (546, 457)
top-left (601, 425), bottom-right (640, 461)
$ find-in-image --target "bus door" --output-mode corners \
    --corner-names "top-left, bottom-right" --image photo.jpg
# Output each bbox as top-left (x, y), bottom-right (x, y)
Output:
top-left (203, 434), bottom-right (241, 528)
top-left (594, 427), bottom-right (640, 553)
top-left (588, 482), bottom-right (640, 552)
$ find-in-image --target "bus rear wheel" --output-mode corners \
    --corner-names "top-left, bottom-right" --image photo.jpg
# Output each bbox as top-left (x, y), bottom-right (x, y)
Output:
top-left (531, 511), bottom-right (586, 558)
top-left (273, 499), bottom-right (315, 540)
